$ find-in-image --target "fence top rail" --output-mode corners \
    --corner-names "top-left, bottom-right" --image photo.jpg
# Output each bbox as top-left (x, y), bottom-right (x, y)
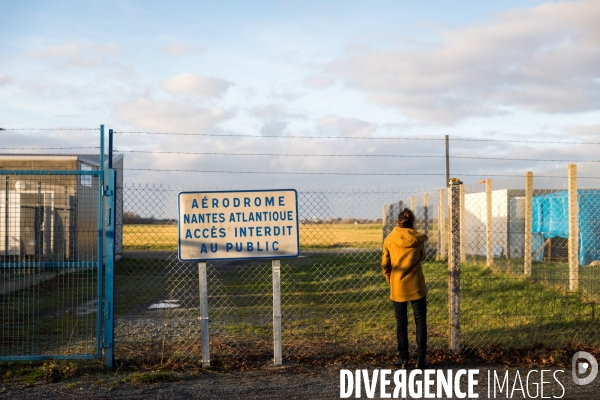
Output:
top-left (121, 182), bottom-right (441, 193)
top-left (0, 262), bottom-right (99, 268)
top-left (0, 170), bottom-right (103, 176)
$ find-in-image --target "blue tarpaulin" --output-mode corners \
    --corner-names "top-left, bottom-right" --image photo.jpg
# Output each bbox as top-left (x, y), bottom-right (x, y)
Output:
top-left (532, 190), bottom-right (600, 265)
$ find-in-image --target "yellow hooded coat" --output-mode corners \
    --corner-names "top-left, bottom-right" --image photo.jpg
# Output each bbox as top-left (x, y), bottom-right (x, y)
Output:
top-left (381, 227), bottom-right (428, 302)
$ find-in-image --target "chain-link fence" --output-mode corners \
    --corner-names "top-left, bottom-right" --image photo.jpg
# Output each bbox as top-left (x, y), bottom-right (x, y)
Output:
top-left (459, 163), bottom-right (600, 351)
top-left (115, 164), bottom-right (600, 365)
top-left (115, 185), bottom-right (448, 365)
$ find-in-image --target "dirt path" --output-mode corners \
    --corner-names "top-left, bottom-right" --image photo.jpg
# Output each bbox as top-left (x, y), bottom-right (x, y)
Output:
top-left (1, 363), bottom-right (599, 399)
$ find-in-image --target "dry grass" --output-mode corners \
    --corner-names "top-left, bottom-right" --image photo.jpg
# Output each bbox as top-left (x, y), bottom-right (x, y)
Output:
top-left (122, 223), bottom-right (387, 251)
top-left (122, 224), bottom-right (179, 251)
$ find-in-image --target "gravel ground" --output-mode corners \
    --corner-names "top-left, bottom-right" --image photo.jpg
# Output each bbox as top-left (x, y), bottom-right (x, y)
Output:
top-left (1, 363), bottom-right (599, 399)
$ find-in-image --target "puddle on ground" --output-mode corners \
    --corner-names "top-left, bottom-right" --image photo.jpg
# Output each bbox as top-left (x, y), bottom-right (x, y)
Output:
top-left (148, 300), bottom-right (181, 310)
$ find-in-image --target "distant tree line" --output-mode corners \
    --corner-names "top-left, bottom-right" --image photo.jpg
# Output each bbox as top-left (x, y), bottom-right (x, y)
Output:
top-left (122, 211), bottom-right (176, 225)
top-left (300, 218), bottom-right (383, 224)
top-left (123, 212), bottom-right (387, 225)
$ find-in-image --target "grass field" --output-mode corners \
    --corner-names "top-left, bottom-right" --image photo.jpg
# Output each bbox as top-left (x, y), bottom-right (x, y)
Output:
top-left (123, 223), bottom-right (439, 251)
top-left (114, 222), bottom-right (600, 365)
top-left (114, 251), bottom-right (599, 364)
top-left (0, 270), bottom-right (99, 357)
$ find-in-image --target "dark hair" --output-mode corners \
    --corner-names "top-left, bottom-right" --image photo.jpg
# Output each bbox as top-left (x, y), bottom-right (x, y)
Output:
top-left (397, 208), bottom-right (415, 229)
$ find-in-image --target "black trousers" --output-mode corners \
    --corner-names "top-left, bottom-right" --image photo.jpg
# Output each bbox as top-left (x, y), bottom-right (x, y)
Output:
top-left (393, 295), bottom-right (427, 362)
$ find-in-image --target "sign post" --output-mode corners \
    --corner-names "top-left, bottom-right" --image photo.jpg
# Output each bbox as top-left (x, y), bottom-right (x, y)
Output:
top-left (178, 189), bottom-right (300, 366)
top-left (198, 262), bottom-right (210, 367)
top-left (272, 259), bottom-right (282, 366)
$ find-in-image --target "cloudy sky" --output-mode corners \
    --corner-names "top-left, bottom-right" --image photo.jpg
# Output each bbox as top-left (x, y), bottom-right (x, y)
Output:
top-left (1, 0), bottom-right (600, 190)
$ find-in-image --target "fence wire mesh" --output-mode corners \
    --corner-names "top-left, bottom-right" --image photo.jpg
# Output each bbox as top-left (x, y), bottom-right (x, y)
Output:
top-left (0, 172), bottom-right (100, 358)
top-left (116, 185), bottom-right (448, 364)
top-left (116, 163), bottom-right (600, 365)
top-left (459, 164), bottom-right (600, 352)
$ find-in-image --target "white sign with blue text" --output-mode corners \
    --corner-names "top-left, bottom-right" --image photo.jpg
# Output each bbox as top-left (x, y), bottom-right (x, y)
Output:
top-left (178, 189), bottom-right (300, 261)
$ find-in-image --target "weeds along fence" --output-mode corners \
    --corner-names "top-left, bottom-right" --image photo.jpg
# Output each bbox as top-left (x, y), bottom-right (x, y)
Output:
top-left (115, 164), bottom-right (600, 366)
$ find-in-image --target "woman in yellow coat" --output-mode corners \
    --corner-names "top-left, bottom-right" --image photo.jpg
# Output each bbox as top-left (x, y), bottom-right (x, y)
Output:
top-left (381, 208), bottom-right (428, 369)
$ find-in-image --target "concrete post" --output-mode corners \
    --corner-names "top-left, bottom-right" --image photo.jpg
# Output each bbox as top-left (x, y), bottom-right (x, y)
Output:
top-left (568, 164), bottom-right (579, 291)
top-left (387, 203), bottom-right (394, 237)
top-left (524, 172), bottom-right (533, 277)
top-left (448, 179), bottom-right (462, 352)
top-left (438, 189), bottom-right (446, 260)
top-left (486, 179), bottom-right (493, 268)
top-left (382, 205), bottom-right (388, 241)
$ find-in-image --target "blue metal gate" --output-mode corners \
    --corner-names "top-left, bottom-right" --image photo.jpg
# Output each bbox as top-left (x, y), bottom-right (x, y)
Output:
top-left (0, 126), bottom-right (115, 366)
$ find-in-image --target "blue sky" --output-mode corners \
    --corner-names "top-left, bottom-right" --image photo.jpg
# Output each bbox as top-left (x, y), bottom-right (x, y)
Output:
top-left (1, 0), bottom-right (599, 189)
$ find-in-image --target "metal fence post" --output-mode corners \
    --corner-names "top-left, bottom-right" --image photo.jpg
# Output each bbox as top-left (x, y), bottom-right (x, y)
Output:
top-left (486, 179), bottom-right (493, 268)
top-left (103, 168), bottom-right (116, 368)
top-left (96, 125), bottom-right (105, 360)
top-left (108, 129), bottom-right (113, 169)
top-left (198, 262), bottom-right (210, 367)
top-left (448, 179), bottom-right (461, 352)
top-left (568, 164), bottom-right (579, 291)
top-left (4, 176), bottom-right (8, 259)
top-left (272, 259), bottom-right (282, 366)
top-left (524, 172), bottom-right (533, 278)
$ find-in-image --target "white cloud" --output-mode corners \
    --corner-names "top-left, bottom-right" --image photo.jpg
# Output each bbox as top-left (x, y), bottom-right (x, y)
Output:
top-left (161, 43), bottom-right (204, 56)
top-left (113, 97), bottom-right (233, 132)
top-left (0, 75), bottom-right (10, 86)
top-left (304, 75), bottom-right (335, 89)
top-left (260, 120), bottom-right (288, 136)
top-left (161, 73), bottom-right (233, 100)
top-left (564, 124), bottom-right (600, 138)
top-left (30, 41), bottom-right (120, 68)
top-left (251, 104), bottom-right (286, 119)
top-left (318, 116), bottom-right (377, 137)
top-left (250, 103), bottom-right (305, 120)
top-left (326, 0), bottom-right (600, 124)
top-left (249, 103), bottom-right (306, 136)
